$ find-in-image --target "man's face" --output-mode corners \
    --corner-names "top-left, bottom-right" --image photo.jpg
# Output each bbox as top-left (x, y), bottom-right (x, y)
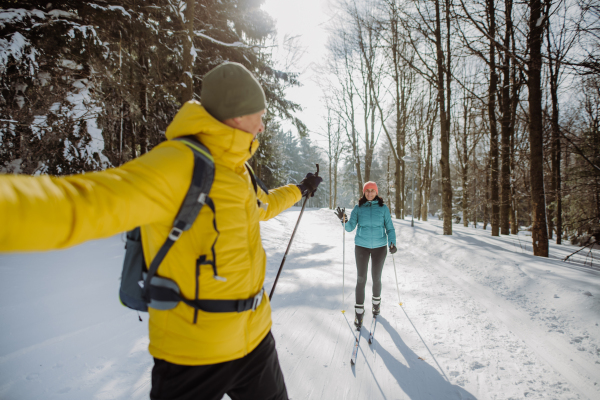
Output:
top-left (222, 109), bottom-right (266, 138)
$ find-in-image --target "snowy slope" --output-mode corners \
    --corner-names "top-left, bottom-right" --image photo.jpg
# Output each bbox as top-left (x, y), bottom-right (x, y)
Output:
top-left (1, 208), bottom-right (599, 399)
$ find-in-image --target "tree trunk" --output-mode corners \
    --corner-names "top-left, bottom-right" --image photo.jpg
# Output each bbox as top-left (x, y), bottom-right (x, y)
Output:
top-left (510, 51), bottom-right (520, 235)
top-left (390, 3), bottom-right (404, 219)
top-left (334, 165), bottom-right (338, 208)
top-left (329, 159), bottom-right (333, 209)
top-left (395, 158), bottom-right (401, 218)
top-left (547, 21), bottom-right (562, 244)
top-left (435, 0), bottom-right (452, 235)
top-left (130, 120), bottom-right (136, 159)
top-left (484, 154), bottom-right (490, 230)
top-left (527, 0), bottom-right (549, 257)
top-left (462, 102), bottom-right (469, 227)
top-left (500, 0), bottom-right (513, 235)
top-left (181, 0), bottom-right (195, 104)
top-left (138, 38), bottom-right (148, 155)
top-left (487, 0), bottom-right (500, 237)
top-left (422, 118), bottom-right (433, 221)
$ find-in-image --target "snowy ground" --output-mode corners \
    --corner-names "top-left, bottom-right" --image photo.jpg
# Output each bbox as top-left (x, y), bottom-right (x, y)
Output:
top-left (1, 207), bottom-right (599, 399)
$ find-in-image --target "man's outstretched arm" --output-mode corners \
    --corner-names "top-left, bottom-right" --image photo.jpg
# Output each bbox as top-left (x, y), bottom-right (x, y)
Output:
top-left (257, 184), bottom-right (302, 221)
top-left (0, 142), bottom-right (193, 251)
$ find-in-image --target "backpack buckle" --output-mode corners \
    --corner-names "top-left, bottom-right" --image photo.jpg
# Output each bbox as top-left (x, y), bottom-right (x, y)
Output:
top-left (251, 288), bottom-right (265, 311)
top-left (168, 227), bottom-right (183, 241)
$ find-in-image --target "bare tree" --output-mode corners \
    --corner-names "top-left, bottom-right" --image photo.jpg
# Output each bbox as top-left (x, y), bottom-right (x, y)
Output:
top-left (400, 0), bottom-right (454, 234)
top-left (326, 29), bottom-right (364, 196)
top-left (320, 105), bottom-right (347, 209)
top-left (350, 2), bottom-right (385, 183)
top-left (528, 0), bottom-right (549, 256)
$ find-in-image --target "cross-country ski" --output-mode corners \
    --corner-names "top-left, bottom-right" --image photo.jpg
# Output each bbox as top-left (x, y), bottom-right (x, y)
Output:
top-left (368, 316), bottom-right (377, 345)
top-left (350, 332), bottom-right (360, 366)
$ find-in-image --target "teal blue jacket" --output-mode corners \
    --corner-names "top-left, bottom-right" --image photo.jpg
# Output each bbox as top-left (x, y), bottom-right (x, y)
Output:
top-left (344, 201), bottom-right (397, 249)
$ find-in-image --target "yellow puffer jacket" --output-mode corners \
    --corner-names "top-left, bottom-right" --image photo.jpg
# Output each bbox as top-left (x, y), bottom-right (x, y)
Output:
top-left (0, 101), bottom-right (302, 365)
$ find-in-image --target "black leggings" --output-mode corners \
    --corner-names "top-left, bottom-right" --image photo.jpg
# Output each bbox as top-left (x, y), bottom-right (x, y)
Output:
top-left (355, 245), bottom-right (387, 305)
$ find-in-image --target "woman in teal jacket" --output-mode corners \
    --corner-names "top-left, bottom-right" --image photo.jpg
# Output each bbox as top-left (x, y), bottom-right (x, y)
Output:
top-left (335, 181), bottom-right (396, 330)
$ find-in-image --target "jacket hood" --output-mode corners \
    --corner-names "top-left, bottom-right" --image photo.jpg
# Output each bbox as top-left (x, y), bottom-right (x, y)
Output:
top-left (165, 100), bottom-right (259, 168)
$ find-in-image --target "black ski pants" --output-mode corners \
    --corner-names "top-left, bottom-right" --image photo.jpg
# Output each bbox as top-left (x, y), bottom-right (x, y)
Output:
top-left (150, 331), bottom-right (288, 400)
top-left (355, 245), bottom-right (387, 305)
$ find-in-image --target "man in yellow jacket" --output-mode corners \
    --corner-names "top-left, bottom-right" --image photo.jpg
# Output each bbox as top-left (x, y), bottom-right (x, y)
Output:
top-left (0, 62), bottom-right (322, 400)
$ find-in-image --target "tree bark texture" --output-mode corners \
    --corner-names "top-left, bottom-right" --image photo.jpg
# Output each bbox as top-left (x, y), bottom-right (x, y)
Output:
top-left (547, 21), bottom-right (562, 244)
top-left (422, 109), bottom-right (435, 222)
top-left (487, 0), bottom-right (500, 236)
top-left (138, 37), bottom-right (148, 155)
top-left (500, 0), bottom-right (513, 235)
top-left (435, 0), bottom-right (452, 235)
top-left (527, 0), bottom-right (549, 257)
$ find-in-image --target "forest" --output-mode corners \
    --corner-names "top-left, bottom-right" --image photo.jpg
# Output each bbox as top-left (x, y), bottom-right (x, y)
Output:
top-left (320, 0), bottom-right (600, 257)
top-left (1, 0), bottom-right (599, 257)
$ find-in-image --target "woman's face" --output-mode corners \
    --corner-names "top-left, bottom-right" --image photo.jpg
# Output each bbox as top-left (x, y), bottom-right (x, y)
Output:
top-left (364, 188), bottom-right (377, 201)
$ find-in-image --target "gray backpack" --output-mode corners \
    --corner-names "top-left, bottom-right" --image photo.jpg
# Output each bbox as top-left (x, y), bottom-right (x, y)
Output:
top-left (119, 136), bottom-right (268, 323)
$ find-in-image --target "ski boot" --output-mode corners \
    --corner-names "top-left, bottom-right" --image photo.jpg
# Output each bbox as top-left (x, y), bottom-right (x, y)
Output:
top-left (354, 304), bottom-right (365, 330)
top-left (372, 296), bottom-right (381, 316)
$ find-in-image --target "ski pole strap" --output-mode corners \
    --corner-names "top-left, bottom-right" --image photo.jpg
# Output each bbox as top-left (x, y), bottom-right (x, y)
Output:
top-left (149, 285), bottom-right (265, 313)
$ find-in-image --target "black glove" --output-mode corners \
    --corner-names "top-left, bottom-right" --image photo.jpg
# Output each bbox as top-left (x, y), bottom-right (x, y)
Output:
top-left (334, 207), bottom-right (348, 223)
top-left (389, 244), bottom-right (397, 254)
top-left (297, 172), bottom-right (323, 197)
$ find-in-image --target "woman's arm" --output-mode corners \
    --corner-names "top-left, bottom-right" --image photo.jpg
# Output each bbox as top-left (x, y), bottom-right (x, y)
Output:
top-left (344, 205), bottom-right (359, 232)
top-left (383, 205), bottom-right (397, 246)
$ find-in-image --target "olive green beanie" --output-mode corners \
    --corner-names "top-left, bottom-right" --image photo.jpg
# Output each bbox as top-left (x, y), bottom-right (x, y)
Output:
top-left (200, 62), bottom-right (266, 121)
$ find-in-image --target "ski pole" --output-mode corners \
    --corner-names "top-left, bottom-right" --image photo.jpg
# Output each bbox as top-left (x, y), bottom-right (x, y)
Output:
top-left (391, 253), bottom-right (401, 305)
top-left (269, 164), bottom-right (319, 300)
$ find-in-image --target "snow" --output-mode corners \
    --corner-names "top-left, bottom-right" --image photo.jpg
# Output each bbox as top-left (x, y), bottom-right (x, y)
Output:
top-left (0, 31), bottom-right (36, 74)
top-left (194, 31), bottom-right (250, 48)
top-left (47, 10), bottom-right (76, 20)
top-left (107, 6), bottom-right (131, 18)
top-left (60, 60), bottom-right (83, 70)
top-left (1, 208), bottom-right (599, 399)
top-left (0, 9), bottom-right (39, 29)
top-left (27, 79), bottom-right (110, 172)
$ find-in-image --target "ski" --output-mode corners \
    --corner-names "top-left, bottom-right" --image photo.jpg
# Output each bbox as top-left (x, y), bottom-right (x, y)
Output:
top-left (368, 315), bottom-right (377, 344)
top-left (350, 331), bottom-right (360, 365)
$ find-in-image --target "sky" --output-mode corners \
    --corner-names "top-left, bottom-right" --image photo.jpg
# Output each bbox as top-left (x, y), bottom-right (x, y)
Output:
top-left (262, 0), bottom-right (334, 147)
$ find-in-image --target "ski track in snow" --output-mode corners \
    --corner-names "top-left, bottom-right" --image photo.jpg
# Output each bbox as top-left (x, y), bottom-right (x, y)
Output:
top-left (1, 208), bottom-right (599, 399)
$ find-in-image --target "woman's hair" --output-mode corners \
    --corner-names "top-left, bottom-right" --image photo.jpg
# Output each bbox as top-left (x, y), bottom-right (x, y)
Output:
top-left (358, 194), bottom-right (384, 207)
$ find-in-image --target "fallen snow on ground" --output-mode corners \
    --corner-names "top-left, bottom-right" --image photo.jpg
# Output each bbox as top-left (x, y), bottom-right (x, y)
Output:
top-left (1, 208), bottom-right (599, 399)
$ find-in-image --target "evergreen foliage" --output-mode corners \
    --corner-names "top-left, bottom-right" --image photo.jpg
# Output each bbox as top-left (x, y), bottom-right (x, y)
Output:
top-left (0, 1), bottom-right (302, 177)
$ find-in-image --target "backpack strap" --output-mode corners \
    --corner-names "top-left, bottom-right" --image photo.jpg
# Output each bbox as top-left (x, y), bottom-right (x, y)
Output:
top-left (245, 162), bottom-right (269, 210)
top-left (141, 140), bottom-right (269, 319)
top-left (142, 136), bottom-right (221, 304)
